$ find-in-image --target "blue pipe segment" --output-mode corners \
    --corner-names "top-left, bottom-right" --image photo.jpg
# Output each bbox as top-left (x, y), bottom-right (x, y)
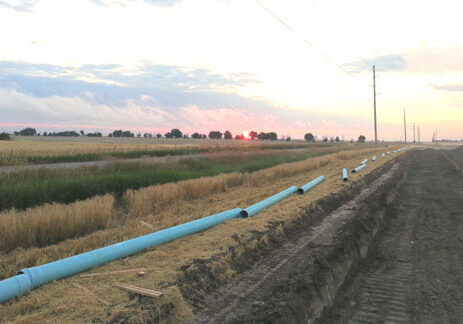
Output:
top-left (381, 153), bottom-right (385, 158)
top-left (372, 156), bottom-right (377, 161)
top-left (240, 186), bottom-right (298, 218)
top-left (342, 168), bottom-right (349, 182)
top-left (361, 158), bottom-right (369, 165)
top-left (296, 176), bottom-right (325, 194)
top-left (0, 208), bottom-right (242, 304)
top-left (352, 164), bottom-right (366, 173)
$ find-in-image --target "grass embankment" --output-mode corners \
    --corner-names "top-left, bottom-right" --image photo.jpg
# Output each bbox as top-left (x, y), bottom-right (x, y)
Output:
top-left (0, 145), bottom-right (405, 323)
top-left (0, 149), bottom-right (337, 211)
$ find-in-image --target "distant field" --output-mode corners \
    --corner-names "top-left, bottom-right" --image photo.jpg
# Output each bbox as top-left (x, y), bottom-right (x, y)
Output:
top-left (0, 136), bottom-right (335, 166)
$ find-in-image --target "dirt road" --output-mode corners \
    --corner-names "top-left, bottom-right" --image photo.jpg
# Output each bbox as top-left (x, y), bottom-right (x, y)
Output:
top-left (321, 149), bottom-right (463, 323)
top-left (190, 149), bottom-right (463, 323)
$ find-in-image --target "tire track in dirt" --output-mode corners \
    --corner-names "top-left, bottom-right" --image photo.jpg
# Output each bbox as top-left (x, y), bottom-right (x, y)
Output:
top-left (322, 149), bottom-right (463, 323)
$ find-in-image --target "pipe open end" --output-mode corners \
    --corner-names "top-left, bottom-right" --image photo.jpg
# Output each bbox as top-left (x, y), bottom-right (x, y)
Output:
top-left (351, 169), bottom-right (356, 173)
top-left (343, 178), bottom-right (348, 182)
top-left (296, 188), bottom-right (304, 195)
top-left (240, 210), bottom-right (249, 218)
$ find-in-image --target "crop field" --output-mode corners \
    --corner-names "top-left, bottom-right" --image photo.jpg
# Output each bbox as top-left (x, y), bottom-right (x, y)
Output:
top-left (0, 136), bottom-right (349, 166)
top-left (0, 140), bottom-right (407, 323)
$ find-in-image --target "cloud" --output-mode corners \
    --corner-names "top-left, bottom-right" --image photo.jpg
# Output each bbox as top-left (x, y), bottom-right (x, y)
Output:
top-left (404, 47), bottom-right (463, 73)
top-left (0, 87), bottom-right (409, 140)
top-left (343, 55), bottom-right (406, 73)
top-left (0, 0), bottom-right (38, 12)
top-left (431, 84), bottom-right (463, 92)
top-left (0, 60), bottom-right (261, 108)
top-left (91, 0), bottom-right (181, 7)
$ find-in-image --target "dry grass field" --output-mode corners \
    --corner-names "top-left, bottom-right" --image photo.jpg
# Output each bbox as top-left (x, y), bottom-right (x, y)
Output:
top-left (0, 136), bottom-right (331, 165)
top-left (0, 143), bottom-right (408, 323)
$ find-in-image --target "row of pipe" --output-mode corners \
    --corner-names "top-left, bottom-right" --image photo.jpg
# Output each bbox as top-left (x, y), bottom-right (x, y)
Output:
top-left (0, 176), bottom-right (325, 304)
top-left (344, 146), bottom-right (408, 181)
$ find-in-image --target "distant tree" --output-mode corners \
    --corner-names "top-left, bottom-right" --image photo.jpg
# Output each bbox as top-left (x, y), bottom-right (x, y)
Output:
top-left (335, 136), bottom-right (340, 143)
top-left (87, 132), bottom-right (102, 137)
top-left (235, 135), bottom-right (241, 140)
top-left (202, 134), bottom-right (207, 139)
top-left (304, 133), bottom-right (315, 142)
top-left (0, 132), bottom-right (11, 140)
top-left (43, 132), bottom-right (48, 136)
top-left (164, 132), bottom-right (173, 138)
top-left (358, 135), bottom-right (366, 143)
top-left (80, 130), bottom-right (85, 136)
top-left (330, 137), bottom-right (334, 144)
top-left (143, 133), bottom-right (151, 138)
top-left (249, 131), bottom-right (258, 140)
top-left (224, 130), bottom-right (232, 140)
top-left (123, 131), bottom-right (134, 137)
top-left (209, 131), bottom-right (223, 139)
top-left (183, 134), bottom-right (189, 139)
top-left (18, 128), bottom-right (37, 136)
top-left (286, 136), bottom-right (291, 142)
top-left (170, 129), bottom-right (183, 138)
top-left (137, 132), bottom-right (142, 138)
top-left (108, 133), bottom-right (113, 137)
top-left (257, 132), bottom-right (278, 140)
top-left (322, 137), bottom-right (328, 143)
top-left (156, 133), bottom-right (162, 138)
top-left (52, 131), bottom-right (80, 137)
top-left (191, 132), bottom-right (202, 139)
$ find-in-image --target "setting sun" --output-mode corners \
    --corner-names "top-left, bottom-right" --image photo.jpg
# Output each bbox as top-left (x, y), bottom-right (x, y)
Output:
top-left (242, 131), bottom-right (250, 139)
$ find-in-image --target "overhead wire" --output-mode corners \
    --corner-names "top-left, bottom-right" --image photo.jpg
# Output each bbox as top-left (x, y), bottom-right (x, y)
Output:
top-left (254, 0), bottom-right (354, 76)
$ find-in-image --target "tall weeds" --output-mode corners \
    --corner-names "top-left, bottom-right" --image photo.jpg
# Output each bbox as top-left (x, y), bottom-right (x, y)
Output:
top-left (125, 173), bottom-right (244, 218)
top-left (0, 195), bottom-right (114, 252)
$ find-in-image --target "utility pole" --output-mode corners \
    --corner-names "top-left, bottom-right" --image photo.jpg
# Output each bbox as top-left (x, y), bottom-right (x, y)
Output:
top-left (373, 65), bottom-right (378, 145)
top-left (413, 123), bottom-right (416, 143)
top-left (403, 109), bottom-right (407, 143)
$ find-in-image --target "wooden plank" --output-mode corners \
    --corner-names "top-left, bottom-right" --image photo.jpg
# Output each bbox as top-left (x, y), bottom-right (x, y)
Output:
top-left (72, 283), bottom-right (111, 307)
top-left (80, 268), bottom-right (148, 278)
top-left (140, 220), bottom-right (155, 230)
top-left (112, 282), bottom-right (163, 298)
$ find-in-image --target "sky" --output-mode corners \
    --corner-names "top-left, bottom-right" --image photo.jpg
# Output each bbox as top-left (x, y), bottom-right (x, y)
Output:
top-left (1, 0), bottom-right (462, 141)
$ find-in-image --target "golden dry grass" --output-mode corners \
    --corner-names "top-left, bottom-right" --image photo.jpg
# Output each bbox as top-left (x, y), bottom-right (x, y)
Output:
top-left (0, 195), bottom-right (114, 252)
top-left (0, 136), bottom-right (318, 165)
top-left (124, 172), bottom-right (245, 218)
top-left (0, 145), bottom-right (406, 323)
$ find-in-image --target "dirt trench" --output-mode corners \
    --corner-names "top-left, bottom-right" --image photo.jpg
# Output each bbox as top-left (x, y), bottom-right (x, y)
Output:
top-left (320, 148), bottom-right (463, 323)
top-left (188, 152), bottom-right (411, 323)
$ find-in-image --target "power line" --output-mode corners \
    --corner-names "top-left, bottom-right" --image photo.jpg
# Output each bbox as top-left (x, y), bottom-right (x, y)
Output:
top-left (254, 0), bottom-right (353, 76)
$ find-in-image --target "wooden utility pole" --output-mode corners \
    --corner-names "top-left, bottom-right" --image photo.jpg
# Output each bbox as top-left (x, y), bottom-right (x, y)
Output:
top-left (373, 65), bottom-right (378, 144)
top-left (413, 123), bottom-right (416, 142)
top-left (403, 109), bottom-right (407, 143)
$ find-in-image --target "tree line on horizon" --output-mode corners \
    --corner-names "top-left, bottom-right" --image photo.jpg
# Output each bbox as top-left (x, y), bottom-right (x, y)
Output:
top-left (3, 127), bottom-right (368, 143)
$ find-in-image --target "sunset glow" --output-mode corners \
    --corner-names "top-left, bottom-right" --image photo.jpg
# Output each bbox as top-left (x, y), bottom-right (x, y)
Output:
top-left (0, 0), bottom-right (462, 140)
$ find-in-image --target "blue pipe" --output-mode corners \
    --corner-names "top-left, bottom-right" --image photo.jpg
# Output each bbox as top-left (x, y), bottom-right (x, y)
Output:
top-left (372, 156), bottom-right (377, 161)
top-left (240, 186), bottom-right (298, 218)
top-left (296, 176), bottom-right (325, 194)
top-left (381, 153), bottom-right (385, 158)
top-left (361, 158), bottom-right (369, 165)
top-left (342, 168), bottom-right (349, 182)
top-left (352, 164), bottom-right (366, 173)
top-left (0, 208), bottom-right (242, 304)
